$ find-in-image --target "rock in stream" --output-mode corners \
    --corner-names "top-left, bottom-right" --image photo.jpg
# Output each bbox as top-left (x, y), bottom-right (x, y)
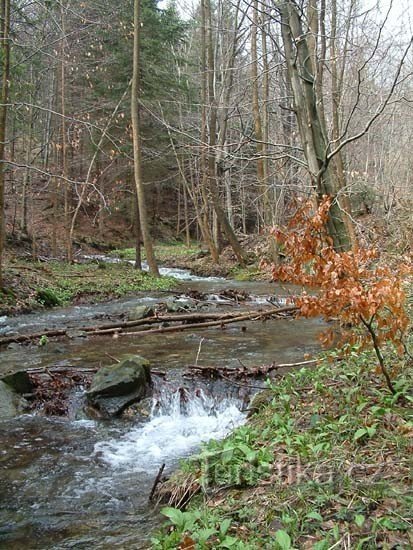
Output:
top-left (86, 354), bottom-right (152, 417)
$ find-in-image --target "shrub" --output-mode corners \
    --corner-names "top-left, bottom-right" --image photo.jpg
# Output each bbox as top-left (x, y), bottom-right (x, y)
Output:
top-left (270, 197), bottom-right (411, 394)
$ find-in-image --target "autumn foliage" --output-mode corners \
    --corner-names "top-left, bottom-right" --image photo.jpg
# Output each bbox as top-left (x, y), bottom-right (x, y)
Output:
top-left (271, 197), bottom-right (410, 393)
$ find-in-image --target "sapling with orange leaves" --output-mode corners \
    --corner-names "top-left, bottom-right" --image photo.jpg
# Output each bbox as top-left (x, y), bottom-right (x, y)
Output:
top-left (271, 197), bottom-right (410, 394)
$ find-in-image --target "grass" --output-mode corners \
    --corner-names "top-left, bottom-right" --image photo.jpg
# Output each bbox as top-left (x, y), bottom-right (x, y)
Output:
top-left (153, 347), bottom-right (413, 549)
top-left (0, 259), bottom-right (177, 314)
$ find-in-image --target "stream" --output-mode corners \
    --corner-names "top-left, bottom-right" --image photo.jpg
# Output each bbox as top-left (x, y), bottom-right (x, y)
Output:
top-left (0, 264), bottom-right (324, 549)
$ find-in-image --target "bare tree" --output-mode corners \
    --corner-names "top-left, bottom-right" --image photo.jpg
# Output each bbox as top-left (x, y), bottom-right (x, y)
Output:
top-left (131, 0), bottom-right (159, 276)
top-left (0, 0), bottom-right (10, 287)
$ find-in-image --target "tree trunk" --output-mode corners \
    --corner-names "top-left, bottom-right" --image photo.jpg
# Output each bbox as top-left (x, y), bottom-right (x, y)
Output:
top-left (203, 0), bottom-right (247, 266)
top-left (131, 0), bottom-right (159, 276)
top-left (0, 0), bottom-right (10, 288)
top-left (133, 188), bottom-right (142, 269)
top-left (251, 0), bottom-right (266, 224)
top-left (60, 3), bottom-right (72, 262)
top-left (278, 1), bottom-right (351, 252)
top-left (200, 0), bottom-right (219, 262)
top-left (21, 67), bottom-right (34, 235)
top-left (329, 0), bottom-right (357, 249)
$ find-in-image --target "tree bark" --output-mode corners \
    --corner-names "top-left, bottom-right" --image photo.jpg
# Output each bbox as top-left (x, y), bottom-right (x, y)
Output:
top-left (60, 3), bottom-right (72, 262)
top-left (200, 0), bottom-right (219, 262)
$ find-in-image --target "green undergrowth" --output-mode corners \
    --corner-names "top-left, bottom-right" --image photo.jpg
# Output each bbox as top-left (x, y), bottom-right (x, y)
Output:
top-left (1, 260), bottom-right (177, 314)
top-left (229, 265), bottom-right (262, 281)
top-left (109, 241), bottom-right (201, 262)
top-left (153, 348), bottom-right (413, 549)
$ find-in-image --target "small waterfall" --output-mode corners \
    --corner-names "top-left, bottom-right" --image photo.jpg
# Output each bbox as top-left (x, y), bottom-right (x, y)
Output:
top-left (94, 388), bottom-right (246, 472)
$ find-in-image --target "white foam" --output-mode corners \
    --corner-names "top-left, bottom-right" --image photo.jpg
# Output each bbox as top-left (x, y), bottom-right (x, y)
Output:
top-left (94, 389), bottom-right (245, 472)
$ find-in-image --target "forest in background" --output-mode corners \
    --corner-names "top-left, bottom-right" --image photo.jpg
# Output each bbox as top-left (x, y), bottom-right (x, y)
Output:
top-left (1, 0), bottom-right (413, 282)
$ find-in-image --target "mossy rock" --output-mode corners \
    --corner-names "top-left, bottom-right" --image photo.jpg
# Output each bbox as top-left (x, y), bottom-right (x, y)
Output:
top-left (127, 305), bottom-right (154, 321)
top-left (1, 370), bottom-right (33, 394)
top-left (247, 389), bottom-right (274, 418)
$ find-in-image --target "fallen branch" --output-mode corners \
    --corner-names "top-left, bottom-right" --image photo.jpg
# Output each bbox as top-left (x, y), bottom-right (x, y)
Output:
top-left (0, 306), bottom-right (297, 346)
top-left (26, 365), bottom-right (99, 374)
top-left (117, 306), bottom-right (297, 338)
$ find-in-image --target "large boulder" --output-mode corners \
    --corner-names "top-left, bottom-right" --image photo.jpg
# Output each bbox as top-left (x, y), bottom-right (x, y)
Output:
top-left (86, 355), bottom-right (152, 417)
top-left (0, 381), bottom-right (28, 419)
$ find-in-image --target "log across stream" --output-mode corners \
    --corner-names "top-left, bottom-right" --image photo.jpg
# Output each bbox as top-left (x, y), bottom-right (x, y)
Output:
top-left (0, 266), bottom-right (325, 548)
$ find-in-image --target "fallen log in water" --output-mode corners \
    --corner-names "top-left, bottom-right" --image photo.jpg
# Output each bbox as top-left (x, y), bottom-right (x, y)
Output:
top-left (0, 306), bottom-right (297, 346)
top-left (115, 306), bottom-right (297, 338)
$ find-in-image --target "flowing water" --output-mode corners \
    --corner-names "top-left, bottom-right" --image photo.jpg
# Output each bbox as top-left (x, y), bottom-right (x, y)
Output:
top-left (0, 264), bottom-right (324, 549)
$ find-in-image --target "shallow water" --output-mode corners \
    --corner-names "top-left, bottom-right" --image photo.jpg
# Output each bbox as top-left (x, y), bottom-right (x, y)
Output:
top-left (0, 387), bottom-right (245, 549)
top-left (0, 264), bottom-right (323, 549)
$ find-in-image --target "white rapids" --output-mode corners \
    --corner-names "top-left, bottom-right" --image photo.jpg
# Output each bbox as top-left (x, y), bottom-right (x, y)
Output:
top-left (82, 254), bottom-right (224, 282)
top-left (94, 388), bottom-right (246, 472)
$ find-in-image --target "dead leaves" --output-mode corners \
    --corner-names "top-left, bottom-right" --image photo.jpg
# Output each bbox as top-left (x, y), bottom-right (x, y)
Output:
top-left (271, 197), bottom-right (411, 386)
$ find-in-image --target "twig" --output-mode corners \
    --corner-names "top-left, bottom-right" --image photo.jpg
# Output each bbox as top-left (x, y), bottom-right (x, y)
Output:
top-left (195, 337), bottom-right (205, 366)
top-left (149, 463), bottom-right (166, 502)
top-left (105, 353), bottom-right (120, 363)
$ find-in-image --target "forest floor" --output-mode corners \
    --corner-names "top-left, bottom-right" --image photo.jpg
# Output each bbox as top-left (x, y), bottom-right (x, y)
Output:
top-left (0, 259), bottom-right (178, 315)
top-left (0, 239), bottom-right (267, 315)
top-left (153, 349), bottom-right (413, 549)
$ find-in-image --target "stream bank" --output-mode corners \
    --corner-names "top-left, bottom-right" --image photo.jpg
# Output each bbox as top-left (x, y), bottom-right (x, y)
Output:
top-left (0, 241), bottom-right (264, 316)
top-left (153, 353), bottom-right (413, 549)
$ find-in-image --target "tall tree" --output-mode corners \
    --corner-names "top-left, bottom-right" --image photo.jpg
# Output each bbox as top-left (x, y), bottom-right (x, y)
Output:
top-left (201, 0), bottom-right (247, 265)
top-left (131, 0), bottom-right (159, 276)
top-left (0, 0), bottom-right (10, 287)
top-left (277, 0), bottom-right (352, 251)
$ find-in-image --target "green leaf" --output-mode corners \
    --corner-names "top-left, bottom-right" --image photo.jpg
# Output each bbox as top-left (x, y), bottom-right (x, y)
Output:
top-left (275, 529), bottom-right (292, 549)
top-left (221, 448), bottom-right (234, 464)
top-left (354, 514), bottom-right (365, 528)
top-left (196, 527), bottom-right (216, 544)
top-left (306, 511), bottom-right (323, 522)
top-left (366, 425), bottom-right (377, 437)
top-left (161, 507), bottom-right (184, 528)
top-left (353, 428), bottom-right (368, 441)
top-left (220, 518), bottom-right (232, 536)
top-left (219, 535), bottom-right (239, 547)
